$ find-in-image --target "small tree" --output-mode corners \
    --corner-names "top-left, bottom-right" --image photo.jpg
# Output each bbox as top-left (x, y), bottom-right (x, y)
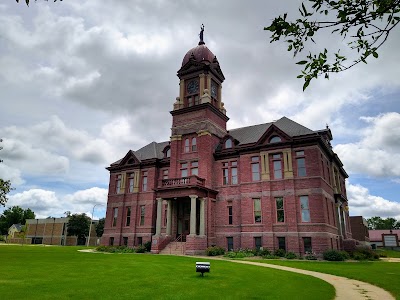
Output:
top-left (95, 218), bottom-right (105, 238)
top-left (0, 206), bottom-right (35, 235)
top-left (66, 213), bottom-right (91, 240)
top-left (0, 139), bottom-right (13, 207)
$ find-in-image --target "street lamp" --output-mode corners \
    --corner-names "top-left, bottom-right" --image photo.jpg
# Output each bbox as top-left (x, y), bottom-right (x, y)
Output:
top-left (87, 203), bottom-right (104, 247)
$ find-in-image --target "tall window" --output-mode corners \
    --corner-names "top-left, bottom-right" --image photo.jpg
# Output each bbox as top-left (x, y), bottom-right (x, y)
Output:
top-left (116, 174), bottom-right (122, 193)
top-left (140, 205), bottom-right (145, 226)
top-left (277, 237), bottom-right (286, 251)
top-left (296, 151), bottom-right (306, 177)
top-left (162, 169), bottom-right (169, 180)
top-left (272, 154), bottom-right (283, 179)
top-left (222, 161), bottom-right (238, 185)
top-left (128, 173), bottom-right (134, 193)
top-left (126, 206), bottom-right (131, 226)
top-left (254, 237), bottom-right (262, 250)
top-left (137, 237), bottom-right (143, 246)
top-left (227, 237), bottom-right (234, 251)
top-left (181, 163), bottom-right (188, 177)
top-left (300, 196), bottom-right (310, 222)
top-left (165, 148), bottom-right (171, 158)
top-left (184, 139), bottom-right (190, 153)
top-left (303, 237), bottom-right (312, 253)
top-left (123, 237), bottom-right (128, 246)
top-left (191, 161), bottom-right (198, 176)
top-left (109, 237), bottom-right (114, 246)
top-left (191, 137), bottom-right (197, 152)
top-left (228, 206), bottom-right (233, 225)
top-left (231, 161), bottom-right (238, 184)
top-left (251, 156), bottom-right (260, 181)
top-left (254, 198), bottom-right (262, 223)
top-left (276, 197), bottom-right (284, 222)
top-left (142, 171), bottom-right (148, 191)
top-left (112, 208), bottom-right (118, 227)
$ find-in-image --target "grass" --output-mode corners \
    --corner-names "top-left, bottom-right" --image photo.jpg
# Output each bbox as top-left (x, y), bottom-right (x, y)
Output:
top-left (376, 248), bottom-right (400, 258)
top-left (253, 259), bottom-right (400, 300)
top-left (0, 245), bottom-right (334, 300)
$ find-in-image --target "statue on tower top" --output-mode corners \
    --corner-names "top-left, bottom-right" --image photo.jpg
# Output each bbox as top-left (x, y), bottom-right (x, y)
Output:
top-left (199, 24), bottom-right (205, 45)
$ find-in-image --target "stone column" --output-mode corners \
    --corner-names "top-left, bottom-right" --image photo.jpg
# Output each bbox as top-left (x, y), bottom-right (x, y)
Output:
top-left (155, 198), bottom-right (163, 236)
top-left (189, 195), bottom-right (198, 235)
top-left (166, 200), bottom-right (172, 236)
top-left (199, 198), bottom-right (205, 236)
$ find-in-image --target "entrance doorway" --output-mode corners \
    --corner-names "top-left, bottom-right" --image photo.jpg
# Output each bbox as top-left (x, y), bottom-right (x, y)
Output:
top-left (177, 199), bottom-right (190, 241)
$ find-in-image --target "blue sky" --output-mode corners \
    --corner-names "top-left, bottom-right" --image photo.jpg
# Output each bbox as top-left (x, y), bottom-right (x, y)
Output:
top-left (0, 0), bottom-right (399, 220)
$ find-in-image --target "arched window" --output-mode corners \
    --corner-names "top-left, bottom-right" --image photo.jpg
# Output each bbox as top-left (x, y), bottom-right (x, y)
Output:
top-left (184, 139), bottom-right (190, 153)
top-left (225, 139), bottom-right (232, 149)
top-left (191, 137), bottom-right (197, 151)
top-left (270, 136), bottom-right (282, 143)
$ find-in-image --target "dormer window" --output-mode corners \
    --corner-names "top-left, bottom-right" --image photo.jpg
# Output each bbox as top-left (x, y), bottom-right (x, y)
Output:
top-left (127, 158), bottom-right (135, 164)
top-left (225, 139), bottom-right (232, 149)
top-left (270, 136), bottom-right (282, 143)
top-left (164, 146), bottom-right (171, 158)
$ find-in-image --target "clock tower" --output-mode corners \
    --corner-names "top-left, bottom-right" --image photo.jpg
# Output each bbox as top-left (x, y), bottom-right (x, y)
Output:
top-left (168, 26), bottom-right (229, 188)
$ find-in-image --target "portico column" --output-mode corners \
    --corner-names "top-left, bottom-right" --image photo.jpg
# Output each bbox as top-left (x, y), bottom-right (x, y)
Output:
top-left (199, 198), bottom-right (205, 236)
top-left (155, 198), bottom-right (163, 236)
top-left (189, 195), bottom-right (198, 235)
top-left (166, 200), bottom-right (172, 236)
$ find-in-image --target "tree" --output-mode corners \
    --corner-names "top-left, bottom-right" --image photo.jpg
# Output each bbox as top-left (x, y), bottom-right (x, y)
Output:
top-left (0, 206), bottom-right (35, 235)
top-left (66, 213), bottom-right (90, 239)
top-left (0, 139), bottom-right (13, 207)
top-left (95, 218), bottom-right (105, 238)
top-left (16, 0), bottom-right (62, 5)
top-left (265, 1), bottom-right (400, 90)
top-left (366, 216), bottom-right (400, 230)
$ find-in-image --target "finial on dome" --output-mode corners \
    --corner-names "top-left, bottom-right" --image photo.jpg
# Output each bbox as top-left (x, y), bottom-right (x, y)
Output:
top-left (199, 24), bottom-right (205, 45)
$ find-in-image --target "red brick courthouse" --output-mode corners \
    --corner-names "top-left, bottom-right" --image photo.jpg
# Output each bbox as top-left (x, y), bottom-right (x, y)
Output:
top-left (102, 34), bottom-right (353, 255)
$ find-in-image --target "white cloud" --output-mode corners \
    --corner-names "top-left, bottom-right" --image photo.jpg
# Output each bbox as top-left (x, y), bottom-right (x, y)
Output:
top-left (348, 183), bottom-right (400, 219)
top-left (334, 112), bottom-right (400, 177)
top-left (6, 187), bottom-right (108, 219)
top-left (0, 164), bottom-right (25, 186)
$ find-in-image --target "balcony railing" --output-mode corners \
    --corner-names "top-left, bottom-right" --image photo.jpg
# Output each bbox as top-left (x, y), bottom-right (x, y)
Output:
top-left (160, 176), bottom-right (205, 188)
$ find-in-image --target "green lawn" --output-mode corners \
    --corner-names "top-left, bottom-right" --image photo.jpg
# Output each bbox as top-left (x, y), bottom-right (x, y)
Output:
top-left (254, 259), bottom-right (400, 300)
top-left (0, 245), bottom-right (334, 299)
top-left (376, 248), bottom-right (400, 258)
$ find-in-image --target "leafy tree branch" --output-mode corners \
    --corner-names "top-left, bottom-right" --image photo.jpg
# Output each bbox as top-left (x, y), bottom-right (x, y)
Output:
top-left (265, 0), bottom-right (400, 90)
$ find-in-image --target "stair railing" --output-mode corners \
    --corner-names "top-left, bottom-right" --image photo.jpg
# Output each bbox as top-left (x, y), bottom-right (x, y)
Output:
top-left (170, 234), bottom-right (184, 255)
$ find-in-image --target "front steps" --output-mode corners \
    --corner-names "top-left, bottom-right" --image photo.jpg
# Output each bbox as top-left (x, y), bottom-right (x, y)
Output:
top-left (159, 241), bottom-right (186, 255)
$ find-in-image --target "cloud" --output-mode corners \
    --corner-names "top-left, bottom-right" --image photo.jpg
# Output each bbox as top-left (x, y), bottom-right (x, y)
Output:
top-left (348, 183), bottom-right (400, 219)
top-left (334, 112), bottom-right (400, 177)
top-left (5, 187), bottom-right (108, 219)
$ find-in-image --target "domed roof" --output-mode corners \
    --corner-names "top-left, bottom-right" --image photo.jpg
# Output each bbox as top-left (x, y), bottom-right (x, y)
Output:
top-left (181, 44), bottom-right (216, 67)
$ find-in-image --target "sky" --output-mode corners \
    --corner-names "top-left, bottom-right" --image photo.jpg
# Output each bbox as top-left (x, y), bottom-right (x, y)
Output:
top-left (0, 1), bottom-right (399, 220)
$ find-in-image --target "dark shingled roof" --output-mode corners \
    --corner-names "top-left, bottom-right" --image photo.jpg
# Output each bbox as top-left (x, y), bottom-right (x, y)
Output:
top-left (110, 117), bottom-right (316, 166)
top-left (229, 117), bottom-right (314, 145)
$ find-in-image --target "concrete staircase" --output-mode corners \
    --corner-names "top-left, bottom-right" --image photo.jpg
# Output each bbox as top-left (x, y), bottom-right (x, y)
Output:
top-left (159, 241), bottom-right (186, 255)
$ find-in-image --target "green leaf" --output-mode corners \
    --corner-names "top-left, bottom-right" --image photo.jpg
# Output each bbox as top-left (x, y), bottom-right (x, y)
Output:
top-left (303, 79), bottom-right (310, 91)
top-left (296, 60), bottom-right (308, 65)
top-left (297, 75), bottom-right (304, 78)
top-left (372, 52), bottom-right (378, 58)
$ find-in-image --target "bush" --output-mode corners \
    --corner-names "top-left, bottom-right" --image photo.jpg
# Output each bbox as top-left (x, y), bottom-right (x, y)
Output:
top-left (0, 235), bottom-right (5, 242)
top-left (95, 245), bottom-right (135, 253)
top-left (323, 250), bottom-right (349, 261)
top-left (223, 248), bottom-right (255, 259)
top-left (285, 252), bottom-right (297, 259)
top-left (274, 249), bottom-right (286, 257)
top-left (304, 251), bottom-right (318, 260)
top-left (134, 245), bottom-right (147, 253)
top-left (144, 241), bottom-right (152, 252)
top-left (206, 246), bottom-right (225, 256)
top-left (259, 248), bottom-right (271, 257)
top-left (351, 248), bottom-right (379, 261)
top-left (263, 254), bottom-right (280, 259)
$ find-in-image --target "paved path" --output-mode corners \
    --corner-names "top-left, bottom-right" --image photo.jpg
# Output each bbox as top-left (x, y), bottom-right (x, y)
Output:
top-left (195, 256), bottom-right (395, 300)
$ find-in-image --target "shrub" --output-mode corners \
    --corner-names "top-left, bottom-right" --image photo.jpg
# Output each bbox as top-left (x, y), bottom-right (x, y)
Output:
top-left (135, 245), bottom-right (147, 253)
top-left (274, 249), bottom-right (286, 257)
top-left (351, 248), bottom-right (379, 261)
top-left (323, 250), bottom-right (349, 261)
top-left (206, 246), bottom-right (225, 256)
top-left (0, 235), bottom-right (5, 242)
top-left (144, 241), bottom-right (152, 252)
top-left (223, 248), bottom-right (255, 259)
top-left (259, 248), bottom-right (272, 257)
top-left (304, 251), bottom-right (318, 260)
top-left (285, 252), bottom-right (297, 259)
top-left (263, 254), bottom-right (280, 259)
top-left (95, 245), bottom-right (135, 253)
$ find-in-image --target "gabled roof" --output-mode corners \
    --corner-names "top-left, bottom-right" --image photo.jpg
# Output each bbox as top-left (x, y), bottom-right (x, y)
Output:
top-left (229, 116), bottom-right (315, 145)
top-left (10, 224), bottom-right (23, 231)
top-left (110, 141), bottom-right (170, 167)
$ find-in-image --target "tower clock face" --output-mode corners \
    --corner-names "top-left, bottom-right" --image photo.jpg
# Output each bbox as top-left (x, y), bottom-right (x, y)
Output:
top-left (211, 81), bottom-right (218, 98)
top-left (187, 79), bottom-right (199, 94)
